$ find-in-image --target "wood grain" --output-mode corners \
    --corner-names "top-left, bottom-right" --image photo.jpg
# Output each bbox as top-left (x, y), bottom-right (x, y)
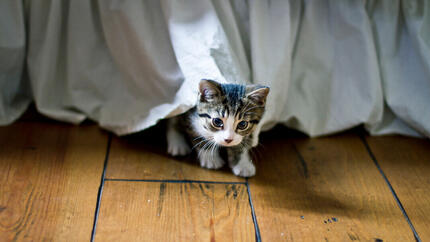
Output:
top-left (0, 123), bottom-right (108, 241)
top-left (248, 134), bottom-right (415, 241)
top-left (95, 181), bottom-right (254, 241)
top-left (366, 136), bottom-right (430, 241)
top-left (106, 127), bottom-right (244, 182)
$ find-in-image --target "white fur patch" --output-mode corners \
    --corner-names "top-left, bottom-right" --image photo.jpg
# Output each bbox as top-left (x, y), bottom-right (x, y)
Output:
top-left (192, 114), bottom-right (212, 138)
top-left (232, 152), bottom-right (256, 177)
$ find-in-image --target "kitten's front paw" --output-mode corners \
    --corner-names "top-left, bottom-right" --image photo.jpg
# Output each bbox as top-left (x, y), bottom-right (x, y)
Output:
top-left (167, 135), bottom-right (191, 156)
top-left (168, 143), bottom-right (191, 157)
top-left (232, 159), bottom-right (256, 177)
top-left (200, 157), bottom-right (224, 169)
top-left (199, 150), bottom-right (224, 169)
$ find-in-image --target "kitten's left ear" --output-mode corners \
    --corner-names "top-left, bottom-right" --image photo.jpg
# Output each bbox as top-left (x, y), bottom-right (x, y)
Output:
top-left (199, 79), bottom-right (222, 102)
top-left (246, 85), bottom-right (270, 106)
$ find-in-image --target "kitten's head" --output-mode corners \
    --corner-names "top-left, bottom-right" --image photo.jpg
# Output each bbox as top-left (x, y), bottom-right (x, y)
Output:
top-left (195, 79), bottom-right (269, 147)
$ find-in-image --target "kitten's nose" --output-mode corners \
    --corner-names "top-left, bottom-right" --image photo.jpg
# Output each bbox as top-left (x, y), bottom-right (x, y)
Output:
top-left (224, 139), bottom-right (233, 144)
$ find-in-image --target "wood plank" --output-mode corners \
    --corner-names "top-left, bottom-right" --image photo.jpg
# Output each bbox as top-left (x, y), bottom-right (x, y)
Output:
top-left (95, 181), bottom-right (254, 241)
top-left (0, 123), bottom-right (108, 241)
top-left (106, 127), bottom-right (244, 182)
top-left (366, 136), bottom-right (430, 241)
top-left (249, 133), bottom-right (415, 241)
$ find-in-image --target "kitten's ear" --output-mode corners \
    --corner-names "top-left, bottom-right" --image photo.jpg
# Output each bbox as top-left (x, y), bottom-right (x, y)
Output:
top-left (246, 85), bottom-right (270, 106)
top-left (199, 79), bottom-right (222, 102)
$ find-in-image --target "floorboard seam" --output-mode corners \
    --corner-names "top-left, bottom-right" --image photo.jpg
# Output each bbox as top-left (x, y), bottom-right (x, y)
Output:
top-left (360, 135), bottom-right (421, 242)
top-left (292, 144), bottom-right (309, 179)
top-left (246, 178), bottom-right (262, 242)
top-left (90, 134), bottom-right (112, 242)
top-left (105, 178), bottom-right (246, 184)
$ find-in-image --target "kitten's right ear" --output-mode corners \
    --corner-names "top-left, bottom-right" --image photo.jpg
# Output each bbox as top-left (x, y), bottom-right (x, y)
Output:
top-left (246, 85), bottom-right (270, 106)
top-left (199, 79), bottom-right (222, 102)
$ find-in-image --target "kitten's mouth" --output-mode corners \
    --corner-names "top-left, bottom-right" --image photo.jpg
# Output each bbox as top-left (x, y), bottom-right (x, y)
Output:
top-left (219, 141), bottom-right (241, 147)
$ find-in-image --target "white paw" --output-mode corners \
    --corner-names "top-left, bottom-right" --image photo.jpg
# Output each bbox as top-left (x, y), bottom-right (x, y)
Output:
top-left (167, 132), bottom-right (191, 156)
top-left (232, 162), bottom-right (255, 177)
top-left (168, 140), bottom-right (191, 156)
top-left (232, 153), bottom-right (256, 177)
top-left (199, 149), bottom-right (224, 169)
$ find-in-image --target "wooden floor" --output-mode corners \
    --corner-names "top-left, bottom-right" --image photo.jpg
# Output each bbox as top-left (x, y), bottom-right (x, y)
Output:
top-left (1, 120), bottom-right (429, 241)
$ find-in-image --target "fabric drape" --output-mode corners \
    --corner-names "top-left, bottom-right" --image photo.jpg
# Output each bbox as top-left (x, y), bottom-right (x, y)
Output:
top-left (1, 0), bottom-right (429, 143)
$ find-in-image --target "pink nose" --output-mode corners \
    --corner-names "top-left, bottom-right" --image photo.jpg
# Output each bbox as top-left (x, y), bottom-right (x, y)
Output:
top-left (224, 139), bottom-right (233, 144)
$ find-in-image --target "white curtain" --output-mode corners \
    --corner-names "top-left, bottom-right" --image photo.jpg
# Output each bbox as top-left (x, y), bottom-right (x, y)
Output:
top-left (1, 0), bottom-right (429, 141)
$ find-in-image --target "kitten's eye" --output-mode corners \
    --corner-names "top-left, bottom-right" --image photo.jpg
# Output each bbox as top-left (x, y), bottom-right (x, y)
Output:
top-left (237, 121), bottom-right (248, 130)
top-left (212, 118), bottom-right (224, 128)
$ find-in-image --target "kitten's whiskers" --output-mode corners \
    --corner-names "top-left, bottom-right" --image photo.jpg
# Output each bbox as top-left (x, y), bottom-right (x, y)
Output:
top-left (193, 136), bottom-right (205, 141)
top-left (209, 140), bottom-right (219, 164)
top-left (197, 137), bottom-right (214, 158)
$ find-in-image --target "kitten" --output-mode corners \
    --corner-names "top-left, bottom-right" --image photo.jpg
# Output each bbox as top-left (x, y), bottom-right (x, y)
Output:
top-left (166, 79), bottom-right (269, 177)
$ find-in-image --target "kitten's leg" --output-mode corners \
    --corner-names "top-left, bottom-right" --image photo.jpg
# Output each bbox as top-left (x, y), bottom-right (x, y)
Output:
top-left (197, 146), bottom-right (225, 169)
top-left (227, 147), bottom-right (256, 177)
top-left (166, 117), bottom-right (191, 156)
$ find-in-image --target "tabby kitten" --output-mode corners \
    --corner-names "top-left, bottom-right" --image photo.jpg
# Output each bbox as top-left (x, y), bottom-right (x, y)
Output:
top-left (166, 79), bottom-right (269, 177)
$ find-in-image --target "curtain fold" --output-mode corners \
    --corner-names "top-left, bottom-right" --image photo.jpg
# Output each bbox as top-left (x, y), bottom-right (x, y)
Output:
top-left (0, 0), bottom-right (31, 124)
top-left (1, 0), bottom-right (429, 140)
